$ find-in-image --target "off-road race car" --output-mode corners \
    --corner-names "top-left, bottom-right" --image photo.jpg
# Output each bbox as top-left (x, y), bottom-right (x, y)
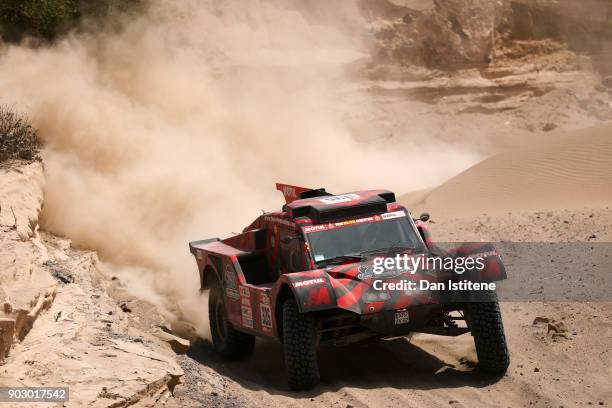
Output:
top-left (189, 184), bottom-right (510, 390)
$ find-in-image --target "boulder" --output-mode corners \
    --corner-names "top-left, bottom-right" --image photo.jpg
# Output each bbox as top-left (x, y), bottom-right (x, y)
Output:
top-left (0, 317), bottom-right (16, 361)
top-left (532, 316), bottom-right (549, 325)
top-left (547, 321), bottom-right (568, 334)
top-left (153, 329), bottom-right (191, 354)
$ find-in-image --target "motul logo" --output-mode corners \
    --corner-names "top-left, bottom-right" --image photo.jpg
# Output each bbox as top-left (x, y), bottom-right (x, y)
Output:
top-left (303, 225), bottom-right (327, 233)
top-left (293, 278), bottom-right (325, 288)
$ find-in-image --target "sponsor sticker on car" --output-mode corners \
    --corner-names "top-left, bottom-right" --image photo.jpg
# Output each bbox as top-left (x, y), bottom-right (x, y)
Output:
top-left (263, 216), bottom-right (298, 229)
top-left (381, 210), bottom-right (406, 220)
top-left (293, 278), bottom-right (325, 288)
top-left (303, 224), bottom-right (328, 233)
top-left (239, 286), bottom-right (251, 306)
top-left (303, 211), bottom-right (402, 235)
top-left (281, 185), bottom-right (297, 199)
top-left (242, 305), bottom-right (254, 328)
top-left (260, 303), bottom-right (272, 332)
top-left (333, 216), bottom-right (375, 228)
top-left (224, 264), bottom-right (240, 300)
top-left (305, 286), bottom-right (330, 306)
top-left (394, 310), bottom-right (410, 325)
top-left (319, 194), bottom-right (360, 204)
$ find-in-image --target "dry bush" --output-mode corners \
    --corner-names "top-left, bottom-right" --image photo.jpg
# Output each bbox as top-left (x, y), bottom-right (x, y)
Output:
top-left (0, 106), bottom-right (40, 162)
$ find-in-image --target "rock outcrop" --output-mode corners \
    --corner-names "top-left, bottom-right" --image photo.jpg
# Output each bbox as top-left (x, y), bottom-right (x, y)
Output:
top-left (0, 160), bottom-right (51, 361)
top-left (0, 161), bottom-right (184, 406)
top-left (364, 0), bottom-right (612, 74)
top-left (0, 161), bottom-right (44, 240)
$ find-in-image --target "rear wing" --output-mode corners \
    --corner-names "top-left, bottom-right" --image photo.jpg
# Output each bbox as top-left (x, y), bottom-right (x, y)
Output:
top-left (189, 238), bottom-right (220, 255)
top-left (275, 182), bottom-right (332, 204)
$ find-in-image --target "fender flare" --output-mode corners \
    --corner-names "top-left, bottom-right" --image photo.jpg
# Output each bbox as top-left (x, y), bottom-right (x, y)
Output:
top-left (278, 272), bottom-right (338, 313)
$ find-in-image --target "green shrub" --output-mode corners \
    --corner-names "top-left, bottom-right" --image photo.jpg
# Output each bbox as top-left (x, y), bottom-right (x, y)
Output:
top-left (0, 0), bottom-right (77, 41)
top-left (0, 0), bottom-right (144, 42)
top-left (0, 106), bottom-right (40, 163)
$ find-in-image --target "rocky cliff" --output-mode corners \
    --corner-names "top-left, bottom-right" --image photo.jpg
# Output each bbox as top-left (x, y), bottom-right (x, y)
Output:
top-left (363, 0), bottom-right (612, 74)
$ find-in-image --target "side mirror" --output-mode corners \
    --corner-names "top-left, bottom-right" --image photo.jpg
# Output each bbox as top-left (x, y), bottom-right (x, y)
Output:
top-left (418, 212), bottom-right (430, 222)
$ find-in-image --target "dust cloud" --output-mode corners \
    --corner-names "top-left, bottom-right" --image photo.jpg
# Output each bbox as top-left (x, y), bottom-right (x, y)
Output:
top-left (0, 0), bottom-right (477, 333)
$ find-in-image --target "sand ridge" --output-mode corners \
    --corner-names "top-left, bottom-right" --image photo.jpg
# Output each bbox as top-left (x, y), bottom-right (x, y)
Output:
top-left (400, 122), bottom-right (612, 220)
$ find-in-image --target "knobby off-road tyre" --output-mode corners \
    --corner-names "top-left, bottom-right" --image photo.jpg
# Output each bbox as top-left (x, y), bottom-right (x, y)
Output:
top-left (209, 281), bottom-right (255, 360)
top-left (467, 292), bottom-right (510, 374)
top-left (282, 297), bottom-right (320, 390)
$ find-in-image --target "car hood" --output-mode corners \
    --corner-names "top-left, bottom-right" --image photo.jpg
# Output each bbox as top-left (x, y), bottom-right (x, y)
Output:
top-left (281, 243), bottom-right (506, 314)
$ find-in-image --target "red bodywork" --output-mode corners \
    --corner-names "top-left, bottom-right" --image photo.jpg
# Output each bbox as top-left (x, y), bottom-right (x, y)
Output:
top-left (189, 184), bottom-right (506, 341)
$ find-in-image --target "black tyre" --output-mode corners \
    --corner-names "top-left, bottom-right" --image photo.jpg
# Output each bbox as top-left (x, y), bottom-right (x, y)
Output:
top-left (209, 281), bottom-right (255, 359)
top-left (282, 297), bottom-right (320, 390)
top-left (467, 293), bottom-right (510, 374)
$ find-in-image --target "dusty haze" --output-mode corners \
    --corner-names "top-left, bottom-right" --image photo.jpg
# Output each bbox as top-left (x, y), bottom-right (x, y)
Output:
top-left (0, 0), bottom-right (477, 330)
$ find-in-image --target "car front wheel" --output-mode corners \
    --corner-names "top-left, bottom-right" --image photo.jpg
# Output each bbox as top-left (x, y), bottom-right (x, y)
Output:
top-left (466, 292), bottom-right (510, 374)
top-left (282, 297), bottom-right (320, 390)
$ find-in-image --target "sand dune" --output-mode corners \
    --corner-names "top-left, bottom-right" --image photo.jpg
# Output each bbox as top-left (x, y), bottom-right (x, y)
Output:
top-left (400, 122), bottom-right (612, 220)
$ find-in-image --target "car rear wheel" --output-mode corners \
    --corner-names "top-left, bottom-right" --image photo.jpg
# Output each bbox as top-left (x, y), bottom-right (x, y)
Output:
top-left (209, 280), bottom-right (255, 359)
top-left (282, 297), bottom-right (320, 390)
top-left (466, 292), bottom-right (510, 374)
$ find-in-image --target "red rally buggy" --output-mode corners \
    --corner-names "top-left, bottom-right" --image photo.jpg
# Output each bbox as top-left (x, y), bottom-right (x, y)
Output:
top-left (189, 184), bottom-right (510, 390)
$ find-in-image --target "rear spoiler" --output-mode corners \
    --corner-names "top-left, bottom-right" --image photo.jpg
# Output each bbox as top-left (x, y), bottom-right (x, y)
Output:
top-left (275, 183), bottom-right (332, 204)
top-left (189, 238), bottom-right (220, 254)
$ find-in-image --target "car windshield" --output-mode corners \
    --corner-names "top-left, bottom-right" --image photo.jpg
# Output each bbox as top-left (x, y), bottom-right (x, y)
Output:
top-left (304, 214), bottom-right (425, 265)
